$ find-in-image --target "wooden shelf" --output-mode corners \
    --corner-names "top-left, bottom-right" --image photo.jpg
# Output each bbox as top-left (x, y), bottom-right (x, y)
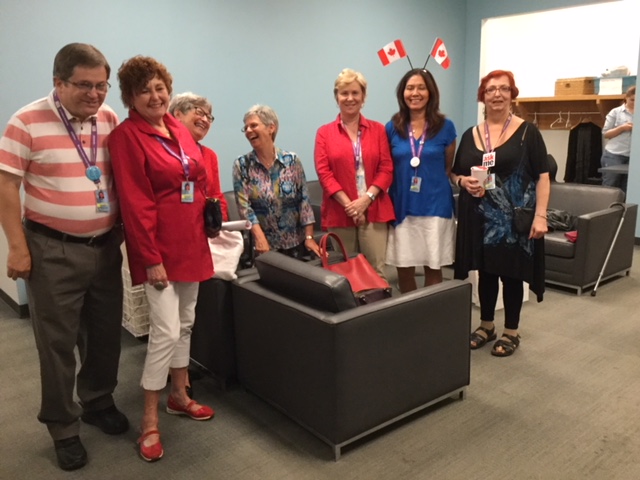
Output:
top-left (514, 95), bottom-right (626, 130)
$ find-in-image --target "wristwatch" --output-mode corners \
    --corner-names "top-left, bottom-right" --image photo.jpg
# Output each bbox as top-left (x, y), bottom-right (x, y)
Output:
top-left (305, 235), bottom-right (314, 241)
top-left (366, 192), bottom-right (376, 202)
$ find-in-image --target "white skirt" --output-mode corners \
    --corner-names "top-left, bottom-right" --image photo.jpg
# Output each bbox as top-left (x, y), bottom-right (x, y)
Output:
top-left (386, 215), bottom-right (455, 268)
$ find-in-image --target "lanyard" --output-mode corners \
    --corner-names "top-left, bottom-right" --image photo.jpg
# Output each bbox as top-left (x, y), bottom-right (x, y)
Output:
top-left (53, 92), bottom-right (98, 183)
top-left (156, 136), bottom-right (190, 179)
top-left (408, 125), bottom-right (427, 171)
top-left (353, 130), bottom-right (362, 169)
top-left (483, 114), bottom-right (512, 152)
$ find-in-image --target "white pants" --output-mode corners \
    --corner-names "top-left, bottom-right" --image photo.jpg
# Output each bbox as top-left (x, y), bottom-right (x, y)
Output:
top-left (141, 281), bottom-right (199, 390)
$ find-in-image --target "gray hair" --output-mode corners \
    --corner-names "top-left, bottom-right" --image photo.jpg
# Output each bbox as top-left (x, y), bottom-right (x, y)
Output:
top-left (169, 91), bottom-right (212, 116)
top-left (243, 104), bottom-right (279, 140)
top-left (53, 43), bottom-right (110, 83)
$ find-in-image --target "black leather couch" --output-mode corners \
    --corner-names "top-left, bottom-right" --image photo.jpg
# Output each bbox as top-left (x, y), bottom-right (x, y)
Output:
top-left (232, 251), bottom-right (472, 459)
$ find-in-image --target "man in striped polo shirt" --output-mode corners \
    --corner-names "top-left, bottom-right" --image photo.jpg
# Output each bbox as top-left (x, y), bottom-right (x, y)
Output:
top-left (0, 43), bottom-right (129, 471)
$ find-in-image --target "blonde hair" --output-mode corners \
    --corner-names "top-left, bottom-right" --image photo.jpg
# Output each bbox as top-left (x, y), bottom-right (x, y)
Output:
top-left (333, 68), bottom-right (367, 98)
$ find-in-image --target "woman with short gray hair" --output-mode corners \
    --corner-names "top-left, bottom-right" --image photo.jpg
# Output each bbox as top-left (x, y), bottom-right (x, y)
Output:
top-left (233, 104), bottom-right (320, 259)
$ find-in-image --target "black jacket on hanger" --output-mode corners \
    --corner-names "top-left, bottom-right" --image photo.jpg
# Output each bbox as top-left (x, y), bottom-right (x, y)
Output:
top-left (563, 122), bottom-right (602, 183)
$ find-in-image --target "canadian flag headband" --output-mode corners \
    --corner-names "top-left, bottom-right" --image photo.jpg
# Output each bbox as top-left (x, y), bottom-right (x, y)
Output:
top-left (377, 38), bottom-right (451, 70)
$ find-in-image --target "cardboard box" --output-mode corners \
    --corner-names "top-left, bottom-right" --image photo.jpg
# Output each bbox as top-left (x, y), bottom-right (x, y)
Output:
top-left (595, 76), bottom-right (637, 95)
top-left (554, 77), bottom-right (596, 96)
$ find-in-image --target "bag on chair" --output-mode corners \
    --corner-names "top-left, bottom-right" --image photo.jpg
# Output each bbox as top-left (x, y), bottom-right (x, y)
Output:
top-left (319, 232), bottom-right (392, 305)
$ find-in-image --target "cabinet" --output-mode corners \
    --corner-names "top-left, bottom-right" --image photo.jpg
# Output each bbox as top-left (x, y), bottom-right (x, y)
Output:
top-left (514, 95), bottom-right (626, 130)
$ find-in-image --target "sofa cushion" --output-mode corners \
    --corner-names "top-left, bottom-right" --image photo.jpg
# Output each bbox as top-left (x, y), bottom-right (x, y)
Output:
top-left (548, 183), bottom-right (624, 216)
top-left (544, 231), bottom-right (575, 259)
top-left (256, 252), bottom-right (358, 312)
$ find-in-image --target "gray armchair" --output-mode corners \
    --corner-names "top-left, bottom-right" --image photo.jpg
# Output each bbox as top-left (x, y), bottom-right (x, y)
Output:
top-left (545, 183), bottom-right (637, 295)
top-left (232, 251), bottom-right (471, 459)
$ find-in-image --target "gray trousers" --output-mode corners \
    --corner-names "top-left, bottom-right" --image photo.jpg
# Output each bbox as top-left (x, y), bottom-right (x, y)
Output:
top-left (25, 228), bottom-right (123, 440)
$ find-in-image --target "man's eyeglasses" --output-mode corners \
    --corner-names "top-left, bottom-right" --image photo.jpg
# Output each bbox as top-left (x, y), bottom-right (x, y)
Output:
top-left (193, 106), bottom-right (214, 123)
top-left (65, 80), bottom-right (111, 93)
top-left (485, 85), bottom-right (511, 95)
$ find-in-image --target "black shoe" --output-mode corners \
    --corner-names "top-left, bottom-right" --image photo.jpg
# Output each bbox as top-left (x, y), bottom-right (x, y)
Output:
top-left (54, 435), bottom-right (87, 471)
top-left (81, 405), bottom-right (129, 435)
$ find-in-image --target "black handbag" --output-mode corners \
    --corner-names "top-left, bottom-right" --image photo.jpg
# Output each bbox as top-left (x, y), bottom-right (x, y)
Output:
top-left (513, 206), bottom-right (534, 234)
top-left (204, 198), bottom-right (223, 238)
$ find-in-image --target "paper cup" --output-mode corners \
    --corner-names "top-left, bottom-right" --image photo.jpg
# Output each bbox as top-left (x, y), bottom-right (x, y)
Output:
top-left (470, 166), bottom-right (488, 197)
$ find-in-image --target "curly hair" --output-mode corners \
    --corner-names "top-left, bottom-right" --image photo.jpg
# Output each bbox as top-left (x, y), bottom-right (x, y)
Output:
top-left (477, 70), bottom-right (519, 103)
top-left (117, 56), bottom-right (173, 108)
top-left (390, 69), bottom-right (445, 139)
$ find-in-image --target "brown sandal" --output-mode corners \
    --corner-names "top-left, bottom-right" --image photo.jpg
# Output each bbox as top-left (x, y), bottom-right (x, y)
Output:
top-left (491, 333), bottom-right (521, 357)
top-left (470, 326), bottom-right (497, 350)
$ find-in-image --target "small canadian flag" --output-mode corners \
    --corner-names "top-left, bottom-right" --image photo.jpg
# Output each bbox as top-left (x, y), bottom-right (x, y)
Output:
top-left (377, 39), bottom-right (407, 66)
top-left (430, 38), bottom-right (450, 69)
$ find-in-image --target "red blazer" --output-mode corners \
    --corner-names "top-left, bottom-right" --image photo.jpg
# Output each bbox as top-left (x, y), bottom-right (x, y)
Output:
top-left (109, 110), bottom-right (213, 285)
top-left (314, 115), bottom-right (395, 228)
top-left (201, 144), bottom-right (229, 221)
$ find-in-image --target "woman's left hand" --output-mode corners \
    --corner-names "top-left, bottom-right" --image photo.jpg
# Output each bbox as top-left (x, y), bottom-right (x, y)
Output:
top-left (530, 216), bottom-right (548, 239)
top-left (304, 237), bottom-right (323, 257)
top-left (344, 197), bottom-right (370, 219)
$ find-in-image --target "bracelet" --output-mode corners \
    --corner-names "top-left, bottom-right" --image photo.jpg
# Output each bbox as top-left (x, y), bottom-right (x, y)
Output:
top-left (305, 235), bottom-right (314, 241)
top-left (456, 177), bottom-right (463, 188)
top-left (366, 191), bottom-right (376, 202)
top-left (535, 214), bottom-right (547, 219)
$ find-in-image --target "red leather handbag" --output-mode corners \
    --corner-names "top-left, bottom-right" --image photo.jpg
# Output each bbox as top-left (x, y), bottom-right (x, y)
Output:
top-left (319, 232), bottom-right (391, 304)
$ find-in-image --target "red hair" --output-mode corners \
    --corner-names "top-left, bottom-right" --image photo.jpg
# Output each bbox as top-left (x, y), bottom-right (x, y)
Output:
top-left (477, 70), bottom-right (519, 102)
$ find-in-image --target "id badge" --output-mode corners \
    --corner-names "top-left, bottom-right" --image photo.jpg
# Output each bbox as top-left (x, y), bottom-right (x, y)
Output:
top-left (95, 189), bottom-right (110, 213)
top-left (484, 173), bottom-right (496, 190)
top-left (181, 181), bottom-right (194, 203)
top-left (410, 176), bottom-right (422, 193)
top-left (482, 152), bottom-right (496, 168)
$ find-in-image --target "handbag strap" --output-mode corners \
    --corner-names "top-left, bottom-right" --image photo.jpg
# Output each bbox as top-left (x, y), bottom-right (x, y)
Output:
top-left (319, 232), bottom-right (348, 269)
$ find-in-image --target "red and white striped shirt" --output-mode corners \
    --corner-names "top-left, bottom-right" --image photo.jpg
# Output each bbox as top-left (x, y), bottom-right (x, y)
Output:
top-left (0, 90), bottom-right (119, 235)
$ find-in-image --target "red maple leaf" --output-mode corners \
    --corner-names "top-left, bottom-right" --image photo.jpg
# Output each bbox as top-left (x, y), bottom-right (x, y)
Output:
top-left (387, 48), bottom-right (396, 56)
top-left (437, 48), bottom-right (446, 58)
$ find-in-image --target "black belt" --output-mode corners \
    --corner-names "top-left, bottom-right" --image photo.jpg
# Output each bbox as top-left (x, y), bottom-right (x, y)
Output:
top-left (24, 219), bottom-right (112, 246)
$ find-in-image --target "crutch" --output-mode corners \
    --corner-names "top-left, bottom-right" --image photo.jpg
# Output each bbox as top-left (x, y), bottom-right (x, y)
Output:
top-left (591, 202), bottom-right (627, 296)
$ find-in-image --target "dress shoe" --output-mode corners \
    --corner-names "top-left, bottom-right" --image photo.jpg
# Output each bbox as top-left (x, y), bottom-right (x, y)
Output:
top-left (137, 430), bottom-right (163, 462)
top-left (81, 405), bottom-right (129, 435)
top-left (54, 435), bottom-right (87, 471)
top-left (166, 395), bottom-right (214, 421)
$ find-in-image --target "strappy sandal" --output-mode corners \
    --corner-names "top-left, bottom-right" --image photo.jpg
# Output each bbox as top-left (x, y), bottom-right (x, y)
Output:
top-left (491, 333), bottom-right (521, 357)
top-left (470, 326), bottom-right (497, 350)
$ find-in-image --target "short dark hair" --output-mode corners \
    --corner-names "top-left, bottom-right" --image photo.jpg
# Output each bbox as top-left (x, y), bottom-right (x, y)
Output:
top-left (391, 68), bottom-right (445, 139)
top-left (52, 43), bottom-right (110, 82)
top-left (117, 56), bottom-right (173, 109)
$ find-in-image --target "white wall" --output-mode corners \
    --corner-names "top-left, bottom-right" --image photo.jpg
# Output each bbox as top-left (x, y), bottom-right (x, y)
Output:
top-left (480, 1), bottom-right (639, 181)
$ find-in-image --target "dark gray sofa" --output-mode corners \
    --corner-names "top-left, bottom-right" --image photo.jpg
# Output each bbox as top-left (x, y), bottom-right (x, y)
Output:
top-left (545, 183), bottom-right (637, 295)
top-left (232, 251), bottom-right (472, 459)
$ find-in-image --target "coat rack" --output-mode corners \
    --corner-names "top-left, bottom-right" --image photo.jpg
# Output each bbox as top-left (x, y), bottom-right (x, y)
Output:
top-left (513, 94), bottom-right (625, 130)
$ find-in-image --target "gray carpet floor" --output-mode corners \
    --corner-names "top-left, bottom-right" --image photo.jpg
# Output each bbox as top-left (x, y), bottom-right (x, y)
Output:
top-left (2, 250), bottom-right (640, 479)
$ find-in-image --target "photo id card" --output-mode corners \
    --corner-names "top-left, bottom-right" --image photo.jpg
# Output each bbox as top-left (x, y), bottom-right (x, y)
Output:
top-left (484, 173), bottom-right (496, 190)
top-left (181, 181), bottom-right (194, 203)
top-left (95, 189), bottom-right (110, 213)
top-left (410, 176), bottom-right (422, 193)
top-left (482, 152), bottom-right (496, 168)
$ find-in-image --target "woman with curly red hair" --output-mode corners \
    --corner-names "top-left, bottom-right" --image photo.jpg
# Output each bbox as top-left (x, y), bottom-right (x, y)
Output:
top-left (109, 56), bottom-right (215, 462)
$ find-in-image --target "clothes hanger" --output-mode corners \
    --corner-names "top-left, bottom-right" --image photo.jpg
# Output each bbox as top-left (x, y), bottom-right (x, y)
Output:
top-left (532, 112), bottom-right (538, 127)
top-left (565, 111), bottom-right (572, 129)
top-left (550, 111), bottom-right (564, 129)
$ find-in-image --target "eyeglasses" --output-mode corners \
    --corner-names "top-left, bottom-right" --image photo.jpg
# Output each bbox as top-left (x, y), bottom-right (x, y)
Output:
top-left (65, 80), bottom-right (111, 93)
top-left (485, 85), bottom-right (511, 95)
top-left (193, 106), bottom-right (214, 123)
top-left (241, 122), bottom-right (262, 133)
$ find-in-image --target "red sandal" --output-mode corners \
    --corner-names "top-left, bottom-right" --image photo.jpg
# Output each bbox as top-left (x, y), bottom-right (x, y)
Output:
top-left (137, 429), bottom-right (163, 462)
top-left (166, 396), bottom-right (214, 421)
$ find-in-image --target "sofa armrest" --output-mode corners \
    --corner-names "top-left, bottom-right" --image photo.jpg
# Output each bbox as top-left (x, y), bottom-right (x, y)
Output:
top-left (571, 203), bottom-right (637, 284)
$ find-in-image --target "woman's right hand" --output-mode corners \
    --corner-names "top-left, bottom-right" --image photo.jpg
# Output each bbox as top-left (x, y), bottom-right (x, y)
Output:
top-left (461, 176), bottom-right (485, 197)
top-left (146, 264), bottom-right (168, 289)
